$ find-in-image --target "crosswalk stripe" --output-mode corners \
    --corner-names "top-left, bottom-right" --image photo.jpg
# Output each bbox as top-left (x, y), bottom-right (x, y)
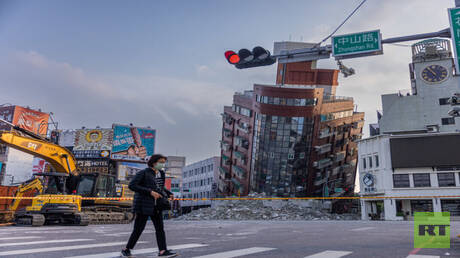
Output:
top-left (1, 239), bottom-right (92, 247)
top-left (304, 250), bottom-right (353, 258)
top-left (406, 255), bottom-right (440, 258)
top-left (0, 236), bottom-right (41, 240)
top-left (192, 247), bottom-right (276, 258)
top-left (350, 227), bottom-right (374, 231)
top-left (64, 243), bottom-right (208, 258)
top-left (0, 241), bottom-right (148, 256)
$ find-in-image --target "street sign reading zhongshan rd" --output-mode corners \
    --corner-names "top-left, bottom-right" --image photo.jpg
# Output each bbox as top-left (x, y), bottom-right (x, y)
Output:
top-left (448, 7), bottom-right (460, 74)
top-left (332, 30), bottom-right (382, 58)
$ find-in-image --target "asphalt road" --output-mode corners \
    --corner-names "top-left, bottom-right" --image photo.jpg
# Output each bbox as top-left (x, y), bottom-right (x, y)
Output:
top-left (0, 220), bottom-right (458, 258)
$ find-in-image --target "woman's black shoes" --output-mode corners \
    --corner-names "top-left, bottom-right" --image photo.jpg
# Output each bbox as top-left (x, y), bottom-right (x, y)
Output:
top-left (158, 250), bottom-right (178, 257)
top-left (120, 248), bottom-right (133, 257)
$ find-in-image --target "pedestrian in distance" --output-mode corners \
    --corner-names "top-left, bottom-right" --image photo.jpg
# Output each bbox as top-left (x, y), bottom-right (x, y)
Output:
top-left (121, 154), bottom-right (177, 257)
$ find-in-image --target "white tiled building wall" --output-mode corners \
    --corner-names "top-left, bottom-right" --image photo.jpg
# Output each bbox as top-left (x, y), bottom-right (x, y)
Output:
top-left (181, 156), bottom-right (219, 207)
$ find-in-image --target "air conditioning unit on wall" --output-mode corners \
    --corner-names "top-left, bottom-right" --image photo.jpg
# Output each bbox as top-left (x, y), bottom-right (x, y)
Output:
top-left (426, 125), bottom-right (439, 133)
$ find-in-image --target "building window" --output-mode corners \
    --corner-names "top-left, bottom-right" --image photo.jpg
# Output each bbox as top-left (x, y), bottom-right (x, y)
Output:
top-left (441, 199), bottom-right (460, 216)
top-left (362, 158), bottom-right (367, 169)
top-left (374, 155), bottom-right (379, 167)
top-left (368, 157), bottom-right (373, 168)
top-left (411, 200), bottom-right (433, 214)
top-left (441, 117), bottom-right (455, 125)
top-left (413, 173), bottom-right (431, 187)
top-left (439, 98), bottom-right (450, 105)
top-left (438, 173), bottom-right (455, 187)
top-left (393, 174), bottom-right (410, 188)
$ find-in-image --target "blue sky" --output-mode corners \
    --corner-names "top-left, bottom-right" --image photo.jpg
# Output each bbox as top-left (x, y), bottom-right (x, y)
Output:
top-left (0, 0), bottom-right (456, 163)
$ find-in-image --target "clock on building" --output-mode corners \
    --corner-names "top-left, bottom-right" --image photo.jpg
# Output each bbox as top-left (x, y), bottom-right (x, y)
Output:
top-left (421, 65), bottom-right (448, 84)
top-left (363, 173), bottom-right (374, 187)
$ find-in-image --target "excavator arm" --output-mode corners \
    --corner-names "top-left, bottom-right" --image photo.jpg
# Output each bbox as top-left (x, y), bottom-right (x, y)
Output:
top-left (9, 177), bottom-right (44, 211)
top-left (0, 131), bottom-right (77, 174)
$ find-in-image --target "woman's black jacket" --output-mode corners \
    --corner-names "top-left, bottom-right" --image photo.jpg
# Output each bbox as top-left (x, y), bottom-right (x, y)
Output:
top-left (128, 167), bottom-right (172, 215)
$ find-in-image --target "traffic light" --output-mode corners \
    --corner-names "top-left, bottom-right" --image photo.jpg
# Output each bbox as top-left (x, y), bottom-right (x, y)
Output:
top-left (224, 46), bottom-right (276, 69)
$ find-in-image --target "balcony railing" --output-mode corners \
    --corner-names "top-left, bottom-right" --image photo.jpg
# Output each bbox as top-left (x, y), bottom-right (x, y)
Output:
top-left (319, 129), bottom-right (335, 139)
top-left (219, 166), bottom-right (230, 178)
top-left (322, 95), bottom-right (354, 103)
top-left (220, 141), bottom-right (232, 151)
top-left (314, 143), bottom-right (332, 154)
top-left (313, 158), bottom-right (333, 169)
top-left (232, 165), bottom-right (246, 179)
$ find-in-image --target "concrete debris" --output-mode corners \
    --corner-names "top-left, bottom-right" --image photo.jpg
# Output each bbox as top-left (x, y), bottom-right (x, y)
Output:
top-left (175, 193), bottom-right (360, 221)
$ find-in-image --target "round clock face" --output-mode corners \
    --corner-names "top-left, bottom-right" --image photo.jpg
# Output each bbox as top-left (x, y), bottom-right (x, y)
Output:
top-left (421, 65), bottom-right (448, 84)
top-left (363, 173), bottom-right (374, 187)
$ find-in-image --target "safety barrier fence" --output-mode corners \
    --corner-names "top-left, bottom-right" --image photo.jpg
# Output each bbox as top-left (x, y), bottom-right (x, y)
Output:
top-left (0, 195), bottom-right (460, 201)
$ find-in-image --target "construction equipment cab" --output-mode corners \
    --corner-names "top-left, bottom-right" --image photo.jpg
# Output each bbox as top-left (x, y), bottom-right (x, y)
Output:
top-left (0, 118), bottom-right (88, 226)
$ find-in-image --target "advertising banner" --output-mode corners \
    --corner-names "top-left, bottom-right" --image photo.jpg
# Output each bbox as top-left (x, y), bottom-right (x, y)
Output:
top-left (12, 106), bottom-right (50, 136)
top-left (74, 129), bottom-right (113, 151)
top-left (117, 162), bottom-right (147, 181)
top-left (73, 150), bottom-right (110, 159)
top-left (32, 158), bottom-right (47, 174)
top-left (111, 124), bottom-right (155, 162)
top-left (0, 106), bottom-right (15, 131)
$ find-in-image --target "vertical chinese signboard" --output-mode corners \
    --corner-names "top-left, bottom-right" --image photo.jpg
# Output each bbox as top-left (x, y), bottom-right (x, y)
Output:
top-left (0, 106), bottom-right (15, 131)
top-left (111, 124), bottom-right (156, 162)
top-left (449, 8), bottom-right (460, 74)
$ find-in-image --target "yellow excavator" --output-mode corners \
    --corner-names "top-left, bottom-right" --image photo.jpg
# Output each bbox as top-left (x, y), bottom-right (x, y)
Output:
top-left (0, 118), bottom-right (134, 225)
top-left (0, 119), bottom-right (89, 226)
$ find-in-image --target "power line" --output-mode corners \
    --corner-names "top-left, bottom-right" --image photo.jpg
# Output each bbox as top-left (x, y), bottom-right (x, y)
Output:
top-left (388, 43), bottom-right (411, 47)
top-left (315, 0), bottom-right (368, 47)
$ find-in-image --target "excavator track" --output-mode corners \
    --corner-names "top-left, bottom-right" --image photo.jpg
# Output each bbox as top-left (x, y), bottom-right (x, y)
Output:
top-left (74, 213), bottom-right (90, 226)
top-left (15, 214), bottom-right (45, 227)
top-left (82, 206), bottom-right (134, 224)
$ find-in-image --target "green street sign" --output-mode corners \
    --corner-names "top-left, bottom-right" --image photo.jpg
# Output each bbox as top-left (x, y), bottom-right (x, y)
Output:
top-left (448, 8), bottom-right (460, 74)
top-left (332, 30), bottom-right (382, 58)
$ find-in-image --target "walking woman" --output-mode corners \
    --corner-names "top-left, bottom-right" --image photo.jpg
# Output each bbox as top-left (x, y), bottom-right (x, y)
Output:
top-left (121, 154), bottom-right (177, 257)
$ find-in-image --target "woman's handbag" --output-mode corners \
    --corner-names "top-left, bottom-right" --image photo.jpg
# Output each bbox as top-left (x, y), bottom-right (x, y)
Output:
top-left (155, 195), bottom-right (171, 211)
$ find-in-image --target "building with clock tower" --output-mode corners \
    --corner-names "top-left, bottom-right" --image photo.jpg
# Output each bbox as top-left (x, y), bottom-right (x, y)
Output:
top-left (357, 39), bottom-right (460, 221)
top-left (378, 39), bottom-right (459, 134)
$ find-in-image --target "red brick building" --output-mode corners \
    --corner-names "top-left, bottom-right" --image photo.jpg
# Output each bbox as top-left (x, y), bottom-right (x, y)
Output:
top-left (219, 60), bottom-right (364, 197)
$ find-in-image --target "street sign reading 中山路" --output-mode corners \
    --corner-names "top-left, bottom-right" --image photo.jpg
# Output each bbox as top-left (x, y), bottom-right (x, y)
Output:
top-left (332, 30), bottom-right (382, 58)
top-left (448, 8), bottom-right (460, 75)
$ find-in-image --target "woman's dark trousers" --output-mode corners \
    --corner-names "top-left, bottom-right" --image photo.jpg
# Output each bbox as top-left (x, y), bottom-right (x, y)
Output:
top-left (126, 210), bottom-right (167, 251)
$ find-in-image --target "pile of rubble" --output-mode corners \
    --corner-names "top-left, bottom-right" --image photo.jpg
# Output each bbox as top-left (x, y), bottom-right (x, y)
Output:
top-left (175, 193), bottom-right (359, 221)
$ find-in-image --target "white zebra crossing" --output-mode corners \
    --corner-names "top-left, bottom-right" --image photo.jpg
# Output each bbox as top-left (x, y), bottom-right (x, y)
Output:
top-left (1, 238), bottom-right (92, 247)
top-left (0, 236), bottom-right (445, 258)
top-left (64, 244), bottom-right (209, 258)
top-left (191, 247), bottom-right (276, 258)
top-left (304, 250), bottom-right (353, 258)
top-left (0, 241), bottom-right (149, 256)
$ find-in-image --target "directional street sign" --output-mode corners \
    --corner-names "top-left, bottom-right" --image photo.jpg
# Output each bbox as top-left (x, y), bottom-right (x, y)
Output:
top-left (332, 30), bottom-right (382, 59)
top-left (448, 7), bottom-right (460, 74)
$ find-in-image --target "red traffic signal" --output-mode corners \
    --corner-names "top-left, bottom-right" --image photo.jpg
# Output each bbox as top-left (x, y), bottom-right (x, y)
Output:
top-left (225, 50), bottom-right (240, 64)
top-left (225, 46), bottom-right (276, 69)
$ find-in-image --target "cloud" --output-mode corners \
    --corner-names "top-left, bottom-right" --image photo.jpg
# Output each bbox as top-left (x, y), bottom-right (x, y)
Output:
top-left (0, 50), bottom-right (239, 163)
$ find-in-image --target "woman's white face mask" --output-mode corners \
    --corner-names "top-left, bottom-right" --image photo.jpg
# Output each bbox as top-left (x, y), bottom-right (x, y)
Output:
top-left (154, 162), bottom-right (166, 170)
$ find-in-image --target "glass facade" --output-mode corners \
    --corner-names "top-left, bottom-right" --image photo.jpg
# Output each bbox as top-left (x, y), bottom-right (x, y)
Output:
top-left (255, 95), bottom-right (317, 106)
top-left (251, 113), bottom-right (314, 197)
